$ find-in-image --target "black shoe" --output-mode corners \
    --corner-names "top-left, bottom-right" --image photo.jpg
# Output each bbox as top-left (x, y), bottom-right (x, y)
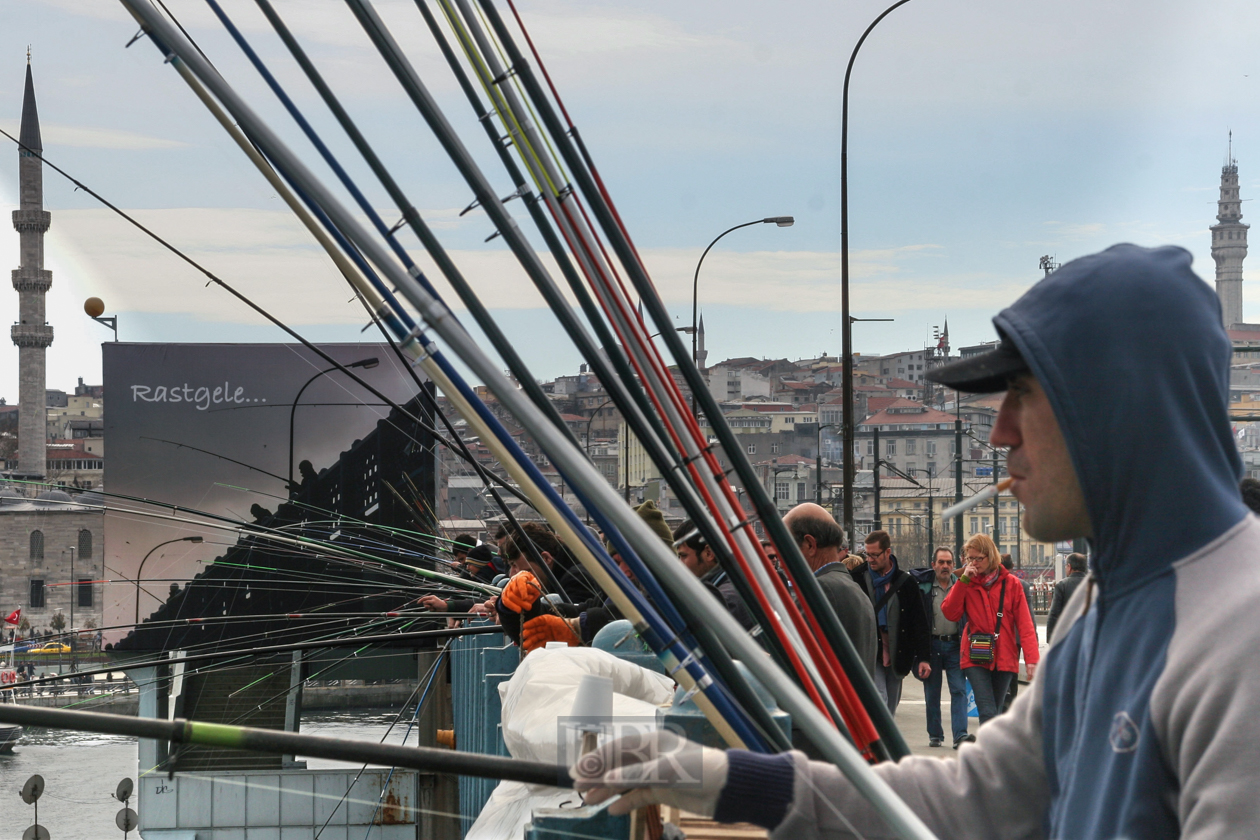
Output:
top-left (929, 737), bottom-right (943, 748)
top-left (953, 733), bottom-right (976, 749)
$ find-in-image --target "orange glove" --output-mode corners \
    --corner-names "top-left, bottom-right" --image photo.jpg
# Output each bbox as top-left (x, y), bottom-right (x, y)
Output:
top-left (500, 571), bottom-right (544, 613)
top-left (521, 614), bottom-right (581, 652)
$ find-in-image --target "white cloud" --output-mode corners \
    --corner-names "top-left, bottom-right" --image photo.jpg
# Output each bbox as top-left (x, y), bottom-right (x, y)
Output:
top-left (0, 121), bottom-right (188, 150)
top-left (40, 205), bottom-right (1021, 321)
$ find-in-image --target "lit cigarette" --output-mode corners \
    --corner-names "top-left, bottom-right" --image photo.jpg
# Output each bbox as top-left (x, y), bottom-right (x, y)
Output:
top-left (941, 477), bottom-right (1014, 520)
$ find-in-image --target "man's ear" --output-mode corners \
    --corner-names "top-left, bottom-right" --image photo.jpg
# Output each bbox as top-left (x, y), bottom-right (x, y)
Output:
top-left (540, 550), bottom-right (554, 568)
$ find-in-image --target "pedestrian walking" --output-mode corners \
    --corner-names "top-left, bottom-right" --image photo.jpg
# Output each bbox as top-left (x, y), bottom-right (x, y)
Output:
top-left (917, 546), bottom-right (971, 748)
top-left (848, 530), bottom-right (931, 715)
top-left (944, 535), bottom-right (1039, 724)
top-left (1046, 552), bottom-right (1088, 642)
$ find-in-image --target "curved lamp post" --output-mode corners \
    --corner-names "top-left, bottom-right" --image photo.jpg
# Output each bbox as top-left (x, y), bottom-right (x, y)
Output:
top-left (691, 217), bottom-right (794, 413)
top-left (288, 357), bottom-right (380, 489)
top-left (135, 536), bottom-right (204, 626)
top-left (841, 0), bottom-right (913, 548)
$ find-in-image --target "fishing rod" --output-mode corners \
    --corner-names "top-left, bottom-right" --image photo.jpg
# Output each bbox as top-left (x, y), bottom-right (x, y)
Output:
top-left (125, 1), bottom-right (771, 756)
top-left (433, 0), bottom-right (856, 746)
top-left (16, 624), bottom-right (504, 691)
top-left (335, 0), bottom-right (926, 822)
top-left (417, 0), bottom-right (856, 747)
top-left (0, 705), bottom-right (570, 788)
top-left (306, 0), bottom-right (806, 752)
top-left (457, 0), bottom-right (899, 759)
top-left (397, 0), bottom-right (820, 750)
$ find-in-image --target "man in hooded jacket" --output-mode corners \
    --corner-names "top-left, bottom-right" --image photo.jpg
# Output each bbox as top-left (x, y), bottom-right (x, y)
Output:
top-left (574, 243), bottom-right (1260, 839)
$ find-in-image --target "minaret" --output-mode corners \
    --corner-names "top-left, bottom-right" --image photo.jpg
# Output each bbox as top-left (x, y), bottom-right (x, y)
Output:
top-left (696, 314), bottom-right (708, 371)
top-left (12, 58), bottom-right (52, 480)
top-left (1212, 134), bottom-right (1249, 329)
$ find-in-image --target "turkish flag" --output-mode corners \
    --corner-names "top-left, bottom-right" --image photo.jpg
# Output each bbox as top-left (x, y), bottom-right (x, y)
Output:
top-left (4, 608), bottom-right (19, 626)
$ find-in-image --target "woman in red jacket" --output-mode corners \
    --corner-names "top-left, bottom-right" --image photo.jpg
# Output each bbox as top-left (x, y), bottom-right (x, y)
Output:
top-left (942, 533), bottom-right (1039, 724)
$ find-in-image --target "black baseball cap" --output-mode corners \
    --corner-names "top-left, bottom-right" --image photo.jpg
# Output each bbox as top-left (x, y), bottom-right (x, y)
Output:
top-left (926, 334), bottom-right (1031, 393)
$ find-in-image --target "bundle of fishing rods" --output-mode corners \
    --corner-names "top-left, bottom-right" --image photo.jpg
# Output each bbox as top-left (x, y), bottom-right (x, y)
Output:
top-left (2, 1), bottom-right (938, 836)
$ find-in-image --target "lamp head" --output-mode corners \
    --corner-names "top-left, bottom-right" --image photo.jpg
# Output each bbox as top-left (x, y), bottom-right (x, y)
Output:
top-left (764, 216), bottom-right (795, 227)
top-left (350, 358), bottom-right (380, 370)
top-left (186, 536), bottom-right (204, 544)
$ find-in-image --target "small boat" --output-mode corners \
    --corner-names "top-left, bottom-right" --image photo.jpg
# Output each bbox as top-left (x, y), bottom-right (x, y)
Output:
top-left (0, 722), bottom-right (20, 753)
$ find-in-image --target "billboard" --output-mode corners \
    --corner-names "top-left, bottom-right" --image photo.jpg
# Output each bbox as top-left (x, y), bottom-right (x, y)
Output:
top-left (102, 342), bottom-right (425, 640)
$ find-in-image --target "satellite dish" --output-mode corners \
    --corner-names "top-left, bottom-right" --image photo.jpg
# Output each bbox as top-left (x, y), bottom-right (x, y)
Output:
top-left (115, 807), bottom-right (138, 833)
top-left (20, 774), bottom-right (44, 804)
top-left (22, 825), bottom-right (49, 840)
top-left (115, 778), bottom-right (133, 802)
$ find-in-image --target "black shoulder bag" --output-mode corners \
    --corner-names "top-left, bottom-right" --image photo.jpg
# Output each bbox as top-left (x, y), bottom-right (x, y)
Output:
top-left (967, 578), bottom-right (1007, 666)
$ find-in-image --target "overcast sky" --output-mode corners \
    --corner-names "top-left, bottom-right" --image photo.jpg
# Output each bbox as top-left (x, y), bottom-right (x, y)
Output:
top-left (0, 0), bottom-right (1257, 400)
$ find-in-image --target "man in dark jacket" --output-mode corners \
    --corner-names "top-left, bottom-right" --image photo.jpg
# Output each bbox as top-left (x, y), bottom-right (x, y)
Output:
top-left (1046, 552), bottom-right (1087, 642)
top-left (672, 521), bottom-right (756, 630)
top-left (849, 529), bottom-right (931, 714)
top-left (782, 504), bottom-right (876, 677)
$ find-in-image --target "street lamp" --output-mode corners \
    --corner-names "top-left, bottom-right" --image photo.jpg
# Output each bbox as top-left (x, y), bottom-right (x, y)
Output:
top-left (288, 357), bottom-right (380, 489)
top-left (135, 536), bottom-right (204, 627)
top-left (691, 217), bottom-right (794, 412)
top-left (840, 0), bottom-right (913, 550)
top-left (815, 423), bottom-right (838, 504)
top-left (769, 464), bottom-right (798, 510)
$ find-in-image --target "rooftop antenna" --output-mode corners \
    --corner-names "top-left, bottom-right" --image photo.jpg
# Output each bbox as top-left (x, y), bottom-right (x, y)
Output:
top-left (1039, 255), bottom-right (1060, 277)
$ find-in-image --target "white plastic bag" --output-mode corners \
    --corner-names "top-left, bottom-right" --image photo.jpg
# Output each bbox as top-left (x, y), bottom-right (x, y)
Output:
top-left (465, 647), bottom-right (673, 840)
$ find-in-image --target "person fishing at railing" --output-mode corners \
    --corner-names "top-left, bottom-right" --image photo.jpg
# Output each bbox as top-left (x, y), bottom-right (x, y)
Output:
top-left (495, 502), bottom-right (675, 652)
top-left (575, 244), bottom-right (1260, 840)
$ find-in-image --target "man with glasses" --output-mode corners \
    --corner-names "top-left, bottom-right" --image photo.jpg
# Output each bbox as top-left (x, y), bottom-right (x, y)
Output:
top-left (850, 529), bottom-right (931, 714)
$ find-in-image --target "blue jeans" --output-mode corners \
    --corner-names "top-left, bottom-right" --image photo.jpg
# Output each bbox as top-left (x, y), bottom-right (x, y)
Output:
top-left (923, 636), bottom-right (968, 741)
top-left (964, 666), bottom-right (1015, 725)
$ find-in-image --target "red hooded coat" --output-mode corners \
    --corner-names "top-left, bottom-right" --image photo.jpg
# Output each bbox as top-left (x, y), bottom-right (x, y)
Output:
top-left (941, 563), bottom-right (1039, 672)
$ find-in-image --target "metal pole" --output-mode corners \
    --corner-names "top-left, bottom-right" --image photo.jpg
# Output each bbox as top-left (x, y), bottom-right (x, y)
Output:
top-left (926, 475), bottom-right (934, 562)
top-left (873, 429), bottom-right (881, 532)
top-left (841, 0), bottom-right (914, 552)
top-left (816, 423), bottom-right (835, 504)
top-left (954, 391), bottom-right (964, 559)
top-left (992, 445), bottom-right (1001, 553)
top-left (69, 546), bottom-right (75, 663)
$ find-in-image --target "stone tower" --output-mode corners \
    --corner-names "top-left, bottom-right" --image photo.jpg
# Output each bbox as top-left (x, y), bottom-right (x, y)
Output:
top-left (1212, 138), bottom-right (1249, 329)
top-left (696, 314), bottom-right (708, 371)
top-left (12, 60), bottom-right (52, 480)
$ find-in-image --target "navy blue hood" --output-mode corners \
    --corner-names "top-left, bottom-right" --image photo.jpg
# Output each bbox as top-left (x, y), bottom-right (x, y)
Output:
top-left (994, 244), bottom-right (1246, 593)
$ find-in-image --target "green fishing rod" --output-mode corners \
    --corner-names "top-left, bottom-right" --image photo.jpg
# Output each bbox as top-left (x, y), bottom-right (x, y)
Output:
top-left (0, 704), bottom-right (569, 788)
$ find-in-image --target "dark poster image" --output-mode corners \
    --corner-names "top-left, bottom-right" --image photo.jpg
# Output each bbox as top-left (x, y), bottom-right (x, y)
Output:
top-left (102, 343), bottom-right (434, 644)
